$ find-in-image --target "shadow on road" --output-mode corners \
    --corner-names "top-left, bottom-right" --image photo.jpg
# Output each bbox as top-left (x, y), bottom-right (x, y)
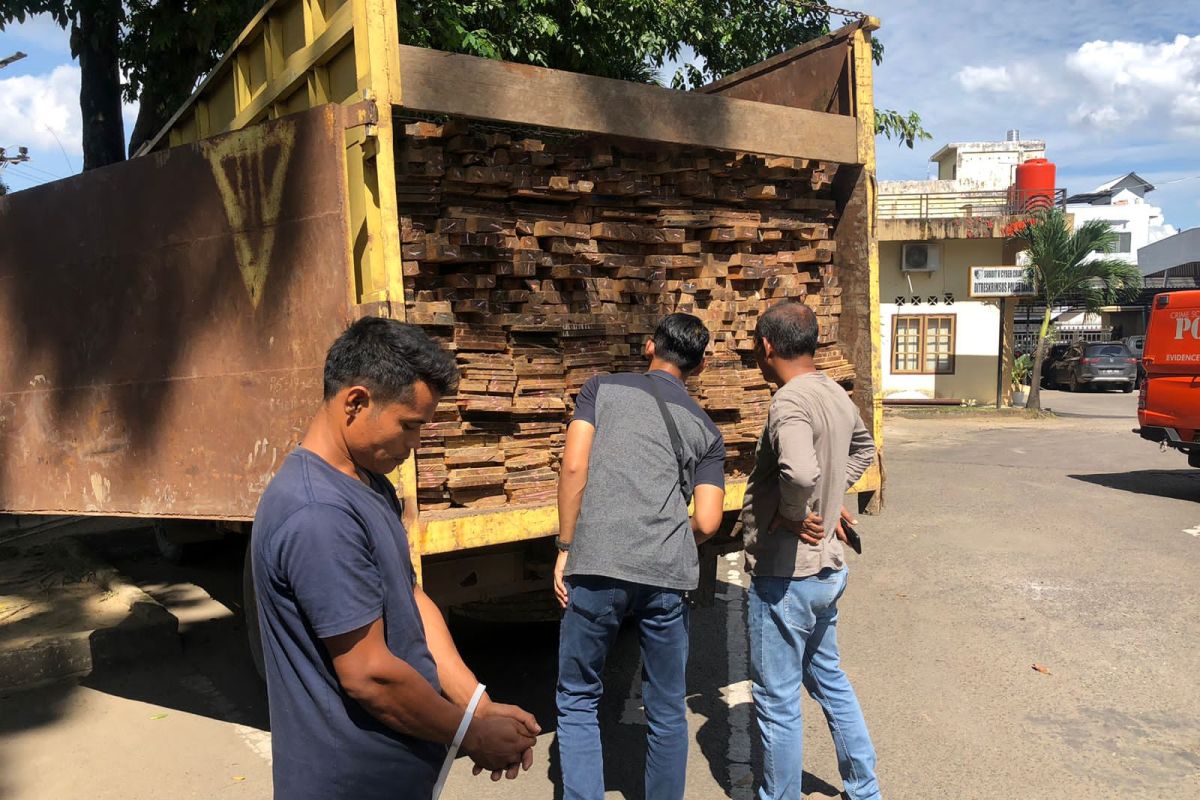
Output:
top-left (1069, 470), bottom-right (1200, 502)
top-left (76, 528), bottom-right (271, 732)
top-left (449, 582), bottom-right (843, 800)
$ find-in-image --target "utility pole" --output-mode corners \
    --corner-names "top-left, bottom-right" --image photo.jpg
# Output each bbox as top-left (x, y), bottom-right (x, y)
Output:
top-left (0, 147), bottom-right (31, 167)
top-left (1, 53), bottom-right (31, 193)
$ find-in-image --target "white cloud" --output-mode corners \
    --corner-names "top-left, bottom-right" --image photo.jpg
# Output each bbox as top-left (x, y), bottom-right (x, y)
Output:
top-left (1067, 35), bottom-right (1200, 134)
top-left (0, 64), bottom-right (82, 154)
top-left (957, 34), bottom-right (1200, 139)
top-left (956, 65), bottom-right (1013, 92)
top-left (868, 0), bottom-right (1199, 230)
top-left (0, 63), bottom-right (140, 184)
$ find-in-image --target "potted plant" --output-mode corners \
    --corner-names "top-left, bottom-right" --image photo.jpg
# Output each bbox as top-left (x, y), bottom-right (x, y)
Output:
top-left (1011, 353), bottom-right (1033, 407)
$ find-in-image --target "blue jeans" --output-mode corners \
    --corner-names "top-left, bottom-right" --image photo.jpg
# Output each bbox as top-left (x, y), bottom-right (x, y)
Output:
top-left (749, 569), bottom-right (881, 800)
top-left (556, 576), bottom-right (690, 800)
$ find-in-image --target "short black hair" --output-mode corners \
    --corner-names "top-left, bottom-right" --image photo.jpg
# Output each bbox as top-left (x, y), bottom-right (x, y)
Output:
top-left (754, 301), bottom-right (819, 359)
top-left (652, 313), bottom-right (710, 372)
top-left (323, 317), bottom-right (459, 403)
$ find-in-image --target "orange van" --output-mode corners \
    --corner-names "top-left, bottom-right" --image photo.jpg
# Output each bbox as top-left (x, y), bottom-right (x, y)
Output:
top-left (1137, 290), bottom-right (1200, 466)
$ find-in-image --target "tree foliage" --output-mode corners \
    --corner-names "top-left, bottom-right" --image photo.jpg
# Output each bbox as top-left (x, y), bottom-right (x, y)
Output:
top-left (2, 0), bottom-right (930, 169)
top-left (122, 1), bottom-right (261, 154)
top-left (1, 0), bottom-right (127, 168)
top-left (1010, 207), bottom-right (1143, 410)
top-left (396, 1), bottom-right (929, 144)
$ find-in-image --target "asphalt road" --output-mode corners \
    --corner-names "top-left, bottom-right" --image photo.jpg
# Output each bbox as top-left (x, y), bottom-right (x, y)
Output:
top-left (2, 388), bottom-right (1197, 799)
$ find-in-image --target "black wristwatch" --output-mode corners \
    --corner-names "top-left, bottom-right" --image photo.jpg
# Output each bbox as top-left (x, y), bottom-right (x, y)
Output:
top-left (555, 536), bottom-right (572, 552)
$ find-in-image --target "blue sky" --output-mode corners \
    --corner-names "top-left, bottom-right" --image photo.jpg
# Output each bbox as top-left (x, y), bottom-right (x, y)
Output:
top-left (2, 2), bottom-right (1198, 231)
top-left (0, 14), bottom-right (139, 188)
top-left (868, 0), bottom-right (1200, 231)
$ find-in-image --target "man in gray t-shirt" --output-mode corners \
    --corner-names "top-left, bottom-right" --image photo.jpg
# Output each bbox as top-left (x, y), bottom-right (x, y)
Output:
top-left (553, 313), bottom-right (726, 800)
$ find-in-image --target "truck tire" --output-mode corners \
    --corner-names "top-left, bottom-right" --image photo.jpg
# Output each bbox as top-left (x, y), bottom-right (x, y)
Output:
top-left (1122, 383), bottom-right (1134, 393)
top-left (153, 521), bottom-right (223, 565)
top-left (154, 523), bottom-right (188, 564)
top-left (242, 538), bottom-right (266, 682)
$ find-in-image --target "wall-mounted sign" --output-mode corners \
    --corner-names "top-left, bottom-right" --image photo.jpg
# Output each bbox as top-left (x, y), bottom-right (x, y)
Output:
top-left (969, 266), bottom-right (1036, 298)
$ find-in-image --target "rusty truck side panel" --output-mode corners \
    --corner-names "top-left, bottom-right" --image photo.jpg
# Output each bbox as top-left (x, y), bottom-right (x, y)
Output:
top-left (1, 8), bottom-right (884, 580)
top-left (0, 105), bottom-right (358, 518)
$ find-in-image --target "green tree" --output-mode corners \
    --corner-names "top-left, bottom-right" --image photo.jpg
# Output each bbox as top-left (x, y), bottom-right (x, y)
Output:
top-left (396, 1), bottom-right (930, 145)
top-left (122, 1), bottom-right (262, 155)
top-left (3, 1), bottom-right (929, 170)
top-left (0, 1), bottom-right (260, 165)
top-left (1011, 207), bottom-right (1142, 411)
top-left (1, 0), bottom-right (126, 169)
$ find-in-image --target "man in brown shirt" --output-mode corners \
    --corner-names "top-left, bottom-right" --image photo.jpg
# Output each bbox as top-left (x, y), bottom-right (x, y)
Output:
top-left (740, 300), bottom-right (882, 800)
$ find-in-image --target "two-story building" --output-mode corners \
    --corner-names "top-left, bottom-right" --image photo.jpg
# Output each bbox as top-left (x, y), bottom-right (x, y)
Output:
top-left (878, 132), bottom-right (1058, 406)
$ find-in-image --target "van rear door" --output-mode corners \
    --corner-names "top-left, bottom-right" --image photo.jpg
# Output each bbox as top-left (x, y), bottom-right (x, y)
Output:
top-left (1140, 291), bottom-right (1200, 438)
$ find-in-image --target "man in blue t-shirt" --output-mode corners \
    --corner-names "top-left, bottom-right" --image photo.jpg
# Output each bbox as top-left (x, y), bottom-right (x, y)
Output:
top-left (552, 313), bottom-right (727, 800)
top-left (252, 317), bottom-right (539, 800)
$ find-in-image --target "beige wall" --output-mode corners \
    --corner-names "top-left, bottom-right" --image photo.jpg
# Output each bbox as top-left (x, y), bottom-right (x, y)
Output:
top-left (880, 239), bottom-right (1009, 404)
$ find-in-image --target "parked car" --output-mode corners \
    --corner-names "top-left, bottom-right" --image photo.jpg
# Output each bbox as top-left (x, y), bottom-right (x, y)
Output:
top-left (1123, 335), bottom-right (1147, 387)
top-left (1039, 343), bottom-right (1071, 388)
top-left (1136, 291), bottom-right (1200, 466)
top-left (1048, 341), bottom-right (1138, 392)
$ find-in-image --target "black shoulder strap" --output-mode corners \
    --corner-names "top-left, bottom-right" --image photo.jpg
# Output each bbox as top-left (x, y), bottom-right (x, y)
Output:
top-left (643, 373), bottom-right (691, 502)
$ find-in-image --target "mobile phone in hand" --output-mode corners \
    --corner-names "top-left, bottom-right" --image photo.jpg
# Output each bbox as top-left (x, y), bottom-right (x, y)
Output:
top-left (842, 521), bottom-right (862, 555)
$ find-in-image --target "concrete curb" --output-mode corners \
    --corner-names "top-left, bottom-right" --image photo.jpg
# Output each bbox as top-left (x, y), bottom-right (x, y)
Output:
top-left (0, 537), bottom-right (179, 692)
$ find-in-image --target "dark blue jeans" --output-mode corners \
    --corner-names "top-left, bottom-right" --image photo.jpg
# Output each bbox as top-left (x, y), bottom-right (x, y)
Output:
top-left (556, 576), bottom-right (690, 800)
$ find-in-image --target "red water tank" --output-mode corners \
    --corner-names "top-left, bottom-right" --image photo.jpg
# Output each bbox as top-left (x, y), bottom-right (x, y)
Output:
top-left (1013, 158), bottom-right (1056, 211)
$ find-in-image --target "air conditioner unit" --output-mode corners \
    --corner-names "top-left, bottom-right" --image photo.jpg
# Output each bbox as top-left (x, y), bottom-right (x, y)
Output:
top-left (901, 243), bottom-right (941, 272)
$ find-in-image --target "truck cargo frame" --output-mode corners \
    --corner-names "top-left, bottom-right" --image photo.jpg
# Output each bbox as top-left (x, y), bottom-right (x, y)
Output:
top-left (1, 0), bottom-right (883, 608)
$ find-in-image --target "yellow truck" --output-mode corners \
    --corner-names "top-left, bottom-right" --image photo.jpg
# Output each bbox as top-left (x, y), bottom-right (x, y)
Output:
top-left (0, 0), bottom-right (883, 668)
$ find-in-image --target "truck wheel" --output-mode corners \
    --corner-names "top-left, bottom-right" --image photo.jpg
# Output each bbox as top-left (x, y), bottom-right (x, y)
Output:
top-left (242, 538), bottom-right (266, 682)
top-left (154, 523), bottom-right (188, 564)
top-left (153, 521), bottom-right (223, 565)
top-left (1122, 383), bottom-right (1134, 393)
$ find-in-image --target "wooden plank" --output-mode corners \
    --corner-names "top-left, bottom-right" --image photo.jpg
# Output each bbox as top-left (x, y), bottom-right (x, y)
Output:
top-left (396, 123), bottom-right (857, 516)
top-left (394, 45), bottom-right (860, 164)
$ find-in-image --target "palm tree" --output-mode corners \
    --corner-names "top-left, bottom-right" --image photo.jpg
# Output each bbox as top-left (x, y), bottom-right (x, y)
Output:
top-left (1012, 207), bottom-right (1142, 411)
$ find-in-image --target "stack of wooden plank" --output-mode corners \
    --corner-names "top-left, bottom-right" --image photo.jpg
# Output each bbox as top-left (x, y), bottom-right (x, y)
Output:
top-left (398, 118), bottom-right (853, 509)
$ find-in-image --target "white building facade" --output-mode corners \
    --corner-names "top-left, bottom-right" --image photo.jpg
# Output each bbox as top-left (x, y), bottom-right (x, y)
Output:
top-left (877, 132), bottom-right (1044, 406)
top-left (1065, 173), bottom-right (1176, 264)
top-left (930, 133), bottom-right (1045, 188)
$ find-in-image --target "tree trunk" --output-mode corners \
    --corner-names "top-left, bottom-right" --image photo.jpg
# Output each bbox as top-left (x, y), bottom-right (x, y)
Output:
top-left (74, 0), bottom-right (125, 171)
top-left (128, 88), bottom-right (168, 158)
top-left (1025, 304), bottom-right (1054, 412)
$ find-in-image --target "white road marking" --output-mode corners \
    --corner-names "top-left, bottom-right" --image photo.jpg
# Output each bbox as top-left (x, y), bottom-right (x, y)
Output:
top-left (1024, 582), bottom-right (1081, 597)
top-left (723, 571), bottom-right (753, 799)
top-left (180, 674), bottom-right (273, 765)
top-left (1184, 525), bottom-right (1200, 537)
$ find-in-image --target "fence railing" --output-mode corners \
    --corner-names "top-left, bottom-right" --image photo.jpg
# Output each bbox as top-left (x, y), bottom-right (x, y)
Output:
top-left (878, 188), bottom-right (1067, 221)
top-left (1013, 326), bottom-right (1113, 352)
